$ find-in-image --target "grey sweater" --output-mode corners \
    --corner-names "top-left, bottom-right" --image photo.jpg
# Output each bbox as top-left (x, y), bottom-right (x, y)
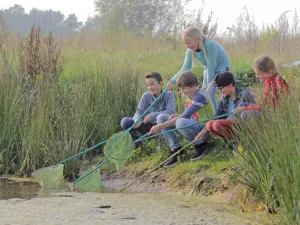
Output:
top-left (133, 91), bottom-right (176, 124)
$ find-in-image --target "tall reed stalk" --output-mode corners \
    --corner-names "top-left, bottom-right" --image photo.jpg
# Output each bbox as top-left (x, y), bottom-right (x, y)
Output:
top-left (234, 83), bottom-right (300, 223)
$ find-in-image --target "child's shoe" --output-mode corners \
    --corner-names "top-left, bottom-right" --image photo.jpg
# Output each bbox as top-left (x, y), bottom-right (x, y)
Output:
top-left (190, 143), bottom-right (210, 161)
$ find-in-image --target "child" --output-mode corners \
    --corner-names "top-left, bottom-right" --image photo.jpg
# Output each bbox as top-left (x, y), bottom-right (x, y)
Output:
top-left (194, 71), bottom-right (256, 142)
top-left (149, 71), bottom-right (215, 167)
top-left (233, 55), bottom-right (289, 119)
top-left (166, 26), bottom-right (230, 111)
top-left (255, 55), bottom-right (288, 105)
top-left (120, 72), bottom-right (176, 148)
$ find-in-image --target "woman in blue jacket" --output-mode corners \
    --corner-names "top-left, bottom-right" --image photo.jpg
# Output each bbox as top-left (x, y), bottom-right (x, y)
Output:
top-left (167, 26), bottom-right (230, 111)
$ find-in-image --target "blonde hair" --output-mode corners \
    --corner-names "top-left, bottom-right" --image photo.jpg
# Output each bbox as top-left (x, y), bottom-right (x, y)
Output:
top-left (253, 55), bottom-right (279, 75)
top-left (176, 70), bottom-right (199, 87)
top-left (182, 26), bottom-right (208, 64)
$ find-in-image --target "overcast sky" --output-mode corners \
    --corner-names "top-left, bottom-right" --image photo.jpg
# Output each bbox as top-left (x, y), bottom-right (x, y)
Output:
top-left (191, 0), bottom-right (300, 31)
top-left (0, 0), bottom-right (299, 31)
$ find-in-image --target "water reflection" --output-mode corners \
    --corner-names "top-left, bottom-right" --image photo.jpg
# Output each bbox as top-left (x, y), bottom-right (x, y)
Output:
top-left (0, 177), bottom-right (41, 200)
top-left (0, 177), bottom-right (117, 200)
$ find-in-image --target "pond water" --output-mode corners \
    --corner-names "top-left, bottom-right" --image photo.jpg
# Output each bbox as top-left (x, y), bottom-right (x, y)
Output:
top-left (0, 177), bottom-right (44, 200)
top-left (0, 177), bottom-right (276, 225)
top-left (0, 177), bottom-right (115, 200)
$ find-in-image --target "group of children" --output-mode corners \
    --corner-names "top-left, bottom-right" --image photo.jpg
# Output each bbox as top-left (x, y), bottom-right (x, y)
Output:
top-left (120, 26), bottom-right (289, 168)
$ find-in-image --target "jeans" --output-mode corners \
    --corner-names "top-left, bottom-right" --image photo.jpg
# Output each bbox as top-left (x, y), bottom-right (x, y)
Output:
top-left (206, 82), bottom-right (218, 111)
top-left (120, 117), bottom-right (153, 141)
top-left (237, 102), bottom-right (261, 122)
top-left (157, 113), bottom-right (208, 151)
top-left (202, 68), bottom-right (229, 111)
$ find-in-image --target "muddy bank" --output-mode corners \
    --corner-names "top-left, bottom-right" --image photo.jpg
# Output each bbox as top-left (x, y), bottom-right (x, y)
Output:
top-left (102, 161), bottom-right (230, 194)
top-left (101, 162), bottom-right (270, 215)
top-left (0, 191), bottom-right (275, 225)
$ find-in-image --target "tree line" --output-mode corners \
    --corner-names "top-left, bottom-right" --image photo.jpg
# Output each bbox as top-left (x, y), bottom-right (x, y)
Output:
top-left (0, 1), bottom-right (218, 37)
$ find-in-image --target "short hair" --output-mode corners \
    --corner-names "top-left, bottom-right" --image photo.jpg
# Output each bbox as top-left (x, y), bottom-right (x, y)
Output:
top-left (145, 72), bottom-right (163, 83)
top-left (214, 71), bottom-right (235, 87)
top-left (176, 70), bottom-right (198, 87)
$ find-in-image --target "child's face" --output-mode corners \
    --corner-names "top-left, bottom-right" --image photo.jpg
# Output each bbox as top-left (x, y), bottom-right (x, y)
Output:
top-left (254, 67), bottom-right (273, 82)
top-left (183, 38), bottom-right (200, 52)
top-left (180, 85), bottom-right (197, 98)
top-left (146, 78), bottom-right (162, 97)
top-left (217, 83), bottom-right (234, 96)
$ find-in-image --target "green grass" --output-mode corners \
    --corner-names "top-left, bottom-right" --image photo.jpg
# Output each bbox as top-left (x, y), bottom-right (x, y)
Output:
top-left (1, 29), bottom-right (300, 223)
top-left (234, 84), bottom-right (300, 223)
top-left (123, 137), bottom-right (236, 189)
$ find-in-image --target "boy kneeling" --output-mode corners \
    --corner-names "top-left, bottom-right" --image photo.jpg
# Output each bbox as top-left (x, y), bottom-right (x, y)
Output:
top-left (149, 71), bottom-right (215, 167)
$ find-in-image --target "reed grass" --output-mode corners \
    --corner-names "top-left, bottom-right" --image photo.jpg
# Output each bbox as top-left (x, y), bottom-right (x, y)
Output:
top-left (234, 83), bottom-right (300, 223)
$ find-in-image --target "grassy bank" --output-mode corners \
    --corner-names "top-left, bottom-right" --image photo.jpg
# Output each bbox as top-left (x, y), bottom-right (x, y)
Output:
top-left (0, 28), bottom-right (300, 223)
top-left (234, 82), bottom-right (300, 224)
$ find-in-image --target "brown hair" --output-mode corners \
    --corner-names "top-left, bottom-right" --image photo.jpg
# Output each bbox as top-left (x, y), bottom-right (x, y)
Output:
top-left (254, 55), bottom-right (288, 86)
top-left (253, 55), bottom-right (279, 75)
top-left (176, 70), bottom-right (198, 87)
top-left (145, 72), bottom-right (163, 83)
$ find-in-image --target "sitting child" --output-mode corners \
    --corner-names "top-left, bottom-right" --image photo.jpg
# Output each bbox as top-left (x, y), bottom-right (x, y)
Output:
top-left (120, 72), bottom-right (176, 148)
top-left (194, 71), bottom-right (256, 142)
top-left (149, 70), bottom-right (215, 167)
top-left (233, 55), bottom-right (289, 120)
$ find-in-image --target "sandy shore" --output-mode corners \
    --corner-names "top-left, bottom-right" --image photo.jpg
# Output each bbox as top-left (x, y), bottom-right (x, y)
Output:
top-left (0, 191), bottom-right (274, 225)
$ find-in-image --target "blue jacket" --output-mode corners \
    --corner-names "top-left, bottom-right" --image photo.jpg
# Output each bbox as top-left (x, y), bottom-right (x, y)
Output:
top-left (133, 91), bottom-right (176, 123)
top-left (171, 40), bottom-right (230, 84)
top-left (216, 87), bottom-right (256, 117)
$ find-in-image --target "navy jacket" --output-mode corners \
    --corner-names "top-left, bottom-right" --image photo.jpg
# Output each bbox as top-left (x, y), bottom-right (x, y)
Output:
top-left (215, 87), bottom-right (256, 117)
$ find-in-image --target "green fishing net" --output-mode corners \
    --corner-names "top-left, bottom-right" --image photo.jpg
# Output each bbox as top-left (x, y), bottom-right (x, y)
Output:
top-left (74, 168), bottom-right (103, 191)
top-left (103, 130), bottom-right (134, 171)
top-left (34, 164), bottom-right (64, 188)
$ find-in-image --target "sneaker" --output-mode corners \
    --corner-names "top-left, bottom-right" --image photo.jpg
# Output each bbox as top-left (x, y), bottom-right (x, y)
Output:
top-left (134, 141), bottom-right (143, 149)
top-left (163, 147), bottom-right (181, 168)
top-left (163, 156), bottom-right (178, 168)
top-left (190, 143), bottom-right (210, 161)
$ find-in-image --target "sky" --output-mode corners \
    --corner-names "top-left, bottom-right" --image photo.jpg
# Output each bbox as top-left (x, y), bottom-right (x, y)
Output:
top-left (190, 0), bottom-right (300, 32)
top-left (0, 0), bottom-right (299, 31)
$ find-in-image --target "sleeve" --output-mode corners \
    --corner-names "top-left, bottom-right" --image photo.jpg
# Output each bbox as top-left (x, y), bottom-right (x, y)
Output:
top-left (245, 105), bottom-right (261, 111)
top-left (243, 91), bottom-right (256, 104)
top-left (205, 41), bottom-right (218, 83)
top-left (170, 49), bottom-right (193, 85)
top-left (181, 93), bottom-right (207, 119)
top-left (147, 92), bottom-right (176, 122)
top-left (133, 93), bottom-right (149, 122)
top-left (215, 98), bottom-right (225, 116)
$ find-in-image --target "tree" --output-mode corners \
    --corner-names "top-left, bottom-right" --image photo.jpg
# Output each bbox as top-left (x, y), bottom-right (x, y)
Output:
top-left (180, 8), bottom-right (218, 38)
top-left (29, 9), bottom-right (65, 35)
top-left (63, 14), bottom-right (82, 34)
top-left (0, 5), bottom-right (82, 36)
top-left (93, 0), bottom-right (184, 35)
top-left (81, 15), bottom-right (102, 33)
top-left (1, 4), bottom-right (29, 34)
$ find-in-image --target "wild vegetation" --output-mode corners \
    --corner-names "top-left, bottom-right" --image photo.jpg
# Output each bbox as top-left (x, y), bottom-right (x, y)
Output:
top-left (0, 2), bottom-right (300, 224)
